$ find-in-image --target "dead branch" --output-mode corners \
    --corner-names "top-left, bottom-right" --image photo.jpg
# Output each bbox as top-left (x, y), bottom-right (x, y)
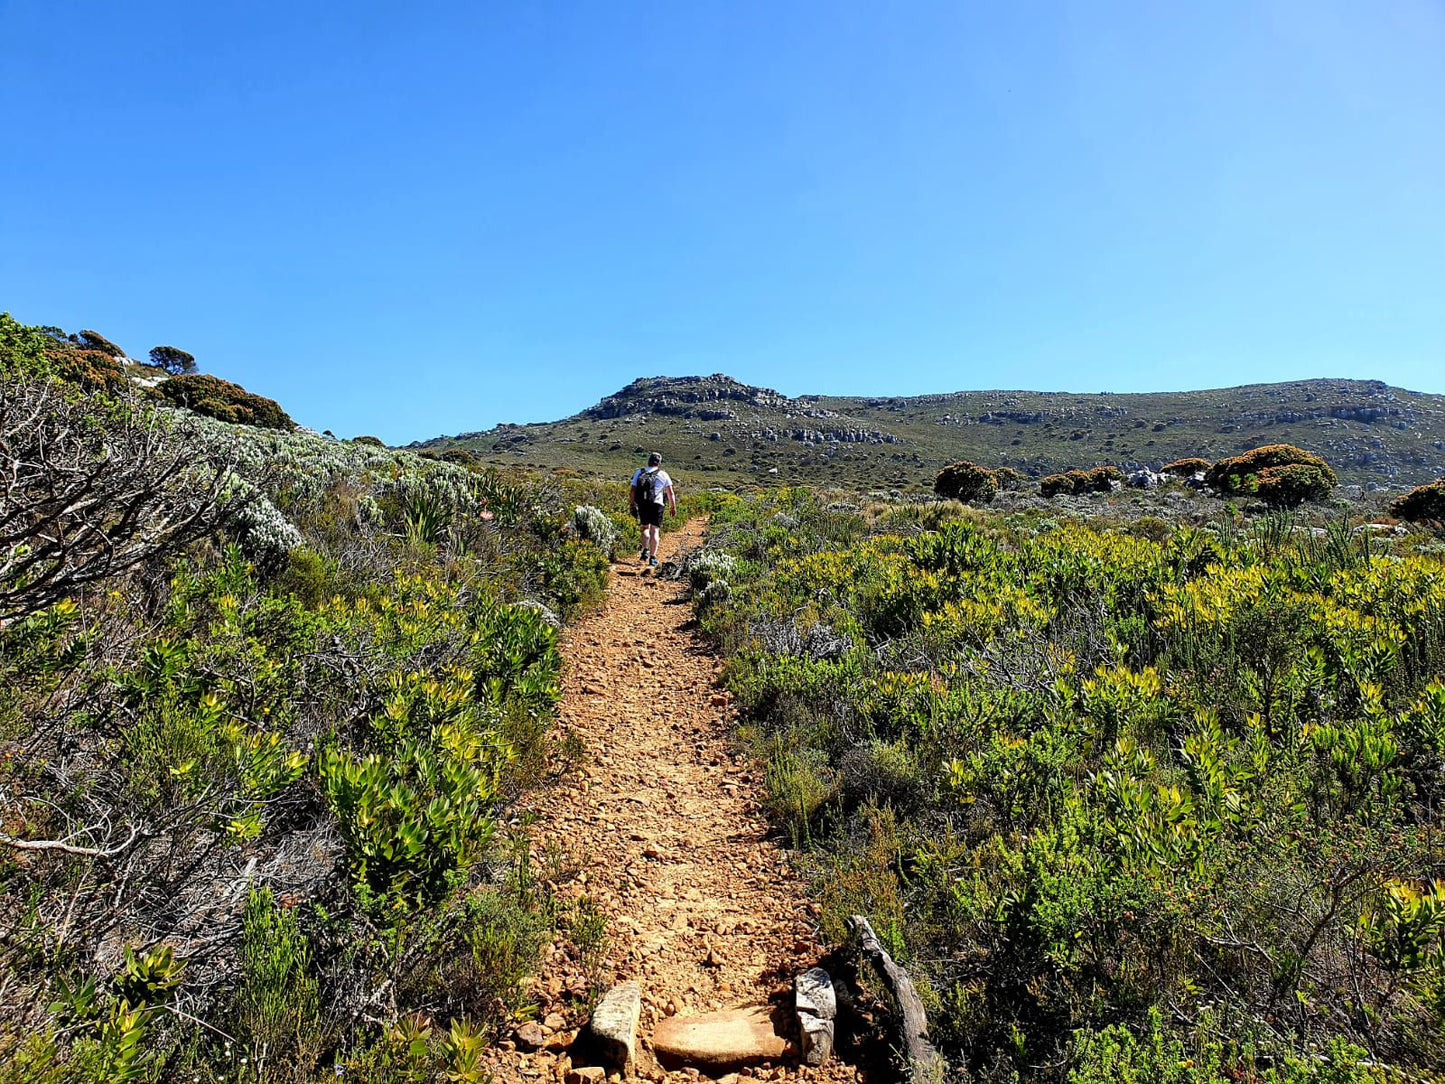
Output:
top-left (848, 914), bottom-right (948, 1083)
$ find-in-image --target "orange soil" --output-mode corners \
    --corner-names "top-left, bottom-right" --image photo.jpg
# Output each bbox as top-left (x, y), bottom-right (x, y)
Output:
top-left (488, 519), bottom-right (862, 1083)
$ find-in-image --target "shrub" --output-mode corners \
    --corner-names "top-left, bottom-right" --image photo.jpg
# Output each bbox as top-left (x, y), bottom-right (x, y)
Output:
top-left (1392, 479), bottom-right (1445, 527)
top-left (1086, 464), bottom-right (1123, 491)
top-left (319, 740), bottom-right (497, 914)
top-left (228, 887), bottom-right (329, 1077)
top-left (933, 461), bottom-right (999, 504)
top-left (1254, 462), bottom-right (1335, 507)
top-left (1040, 472), bottom-right (1075, 498)
top-left (148, 344), bottom-right (196, 374)
top-left (157, 373), bottom-right (294, 429)
top-left (696, 493), bottom-right (1445, 1079)
top-left (992, 466), bottom-right (1028, 490)
top-left (1162, 456), bottom-right (1211, 477)
top-left (74, 329), bottom-right (125, 358)
top-left (572, 504), bottom-right (619, 559)
top-left (1040, 467), bottom-right (1120, 497)
top-left (353, 435), bottom-right (385, 447)
top-left (43, 340), bottom-right (127, 390)
top-left (1205, 443), bottom-right (1337, 494)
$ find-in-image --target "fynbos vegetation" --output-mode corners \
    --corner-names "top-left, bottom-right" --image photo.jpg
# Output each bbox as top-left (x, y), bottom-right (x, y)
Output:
top-left (695, 488), bottom-right (1445, 1081)
top-left (0, 313), bottom-right (632, 1082)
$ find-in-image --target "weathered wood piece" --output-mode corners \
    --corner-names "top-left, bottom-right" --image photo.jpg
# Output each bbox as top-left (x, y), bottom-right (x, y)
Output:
top-left (848, 914), bottom-right (946, 1083)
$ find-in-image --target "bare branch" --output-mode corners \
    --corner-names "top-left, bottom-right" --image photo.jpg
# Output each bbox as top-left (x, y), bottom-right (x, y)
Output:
top-left (0, 823), bottom-right (141, 857)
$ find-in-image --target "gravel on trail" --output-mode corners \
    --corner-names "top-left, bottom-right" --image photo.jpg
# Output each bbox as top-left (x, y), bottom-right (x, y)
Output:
top-left (488, 519), bottom-right (864, 1083)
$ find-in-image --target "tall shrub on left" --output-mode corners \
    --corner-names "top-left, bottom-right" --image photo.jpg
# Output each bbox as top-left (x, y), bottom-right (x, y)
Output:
top-left (0, 314), bottom-right (236, 620)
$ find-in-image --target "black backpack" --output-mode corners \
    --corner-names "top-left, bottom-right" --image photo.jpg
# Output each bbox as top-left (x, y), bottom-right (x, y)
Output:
top-left (636, 467), bottom-right (663, 505)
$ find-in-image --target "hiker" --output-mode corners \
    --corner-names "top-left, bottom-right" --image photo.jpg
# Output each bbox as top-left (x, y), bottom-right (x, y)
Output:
top-left (630, 452), bottom-right (676, 567)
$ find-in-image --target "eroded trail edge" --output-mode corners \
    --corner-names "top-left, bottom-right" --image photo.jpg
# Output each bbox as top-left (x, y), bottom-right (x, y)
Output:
top-left (489, 520), bottom-right (860, 1083)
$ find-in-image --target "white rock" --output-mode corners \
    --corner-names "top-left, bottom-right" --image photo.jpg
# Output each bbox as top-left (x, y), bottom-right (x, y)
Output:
top-left (795, 968), bottom-right (836, 1019)
top-left (799, 1013), bottom-right (835, 1066)
top-left (795, 968), bottom-right (836, 1066)
top-left (589, 980), bottom-right (642, 1071)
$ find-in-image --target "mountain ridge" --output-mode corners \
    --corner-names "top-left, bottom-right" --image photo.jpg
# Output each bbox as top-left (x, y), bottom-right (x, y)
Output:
top-left (413, 373), bottom-right (1445, 490)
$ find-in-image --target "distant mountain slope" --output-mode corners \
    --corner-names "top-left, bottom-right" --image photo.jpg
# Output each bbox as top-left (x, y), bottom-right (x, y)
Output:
top-left (413, 374), bottom-right (1445, 490)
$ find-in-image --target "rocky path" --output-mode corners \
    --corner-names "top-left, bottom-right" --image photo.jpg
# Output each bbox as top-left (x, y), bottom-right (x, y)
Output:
top-left (488, 520), bottom-right (864, 1084)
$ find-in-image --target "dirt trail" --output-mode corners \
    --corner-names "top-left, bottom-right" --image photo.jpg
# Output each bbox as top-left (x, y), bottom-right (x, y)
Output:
top-left (489, 520), bottom-right (863, 1083)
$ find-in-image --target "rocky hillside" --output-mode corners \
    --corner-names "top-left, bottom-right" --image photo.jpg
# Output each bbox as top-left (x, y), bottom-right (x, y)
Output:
top-left (414, 374), bottom-right (1445, 491)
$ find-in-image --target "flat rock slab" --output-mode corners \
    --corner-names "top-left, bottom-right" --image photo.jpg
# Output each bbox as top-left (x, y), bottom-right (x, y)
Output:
top-left (652, 1005), bottom-right (792, 1070)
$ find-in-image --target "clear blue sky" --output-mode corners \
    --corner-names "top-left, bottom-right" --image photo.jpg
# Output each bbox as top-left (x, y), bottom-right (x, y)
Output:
top-left (3, 1), bottom-right (1442, 443)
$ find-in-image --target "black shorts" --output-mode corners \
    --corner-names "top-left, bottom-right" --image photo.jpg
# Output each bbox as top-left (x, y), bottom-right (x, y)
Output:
top-left (638, 503), bottom-right (664, 528)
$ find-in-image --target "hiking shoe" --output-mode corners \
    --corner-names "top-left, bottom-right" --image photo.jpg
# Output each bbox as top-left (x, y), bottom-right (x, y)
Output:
top-left (639, 550), bottom-right (649, 563)
top-left (649, 555), bottom-right (660, 567)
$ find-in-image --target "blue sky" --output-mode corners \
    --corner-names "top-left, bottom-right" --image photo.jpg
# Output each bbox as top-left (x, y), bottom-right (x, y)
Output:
top-left (3, 1), bottom-right (1442, 443)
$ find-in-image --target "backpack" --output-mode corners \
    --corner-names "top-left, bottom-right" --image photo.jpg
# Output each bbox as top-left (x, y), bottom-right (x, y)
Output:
top-left (636, 467), bottom-right (663, 505)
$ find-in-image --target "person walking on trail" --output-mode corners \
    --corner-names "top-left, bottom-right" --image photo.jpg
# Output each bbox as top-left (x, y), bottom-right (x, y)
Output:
top-left (630, 452), bottom-right (676, 567)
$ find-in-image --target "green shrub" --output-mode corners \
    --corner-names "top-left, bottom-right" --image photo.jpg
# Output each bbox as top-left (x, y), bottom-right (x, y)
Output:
top-left (1040, 466), bottom-right (1120, 497)
top-left (1205, 443), bottom-right (1337, 494)
top-left (1254, 462), bottom-right (1334, 507)
top-left (1392, 479), bottom-right (1445, 526)
top-left (992, 466), bottom-right (1028, 489)
top-left (279, 547), bottom-right (332, 607)
top-left (227, 888), bottom-right (330, 1079)
top-left (157, 373), bottom-right (294, 429)
top-left (1162, 456), bottom-right (1211, 477)
top-left (459, 887), bottom-right (550, 1017)
top-left (1040, 472), bottom-right (1075, 497)
top-left (933, 460), bottom-right (999, 504)
top-left (148, 345), bottom-right (196, 374)
top-left (319, 740), bottom-right (497, 915)
top-left (696, 493), bottom-right (1445, 1079)
top-left (74, 330), bottom-right (125, 358)
top-left (352, 435), bottom-right (385, 447)
top-left (1086, 464), bottom-right (1123, 490)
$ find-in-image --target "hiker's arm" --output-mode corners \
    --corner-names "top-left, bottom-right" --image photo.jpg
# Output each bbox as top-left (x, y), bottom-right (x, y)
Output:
top-left (667, 485), bottom-right (677, 515)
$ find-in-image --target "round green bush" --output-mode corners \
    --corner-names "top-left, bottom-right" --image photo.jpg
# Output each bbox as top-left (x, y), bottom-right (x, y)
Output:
top-left (1253, 463), bottom-right (1334, 507)
top-left (158, 374), bottom-right (294, 430)
top-left (1087, 465), bottom-right (1124, 491)
top-left (1205, 444), bottom-right (1337, 494)
top-left (1162, 456), bottom-right (1211, 477)
top-left (1391, 479), bottom-right (1445, 526)
top-left (933, 460), bottom-right (999, 504)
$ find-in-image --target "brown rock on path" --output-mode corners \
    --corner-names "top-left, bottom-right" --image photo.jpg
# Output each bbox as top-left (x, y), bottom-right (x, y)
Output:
top-left (653, 1005), bottom-right (793, 1070)
top-left (487, 520), bottom-right (862, 1083)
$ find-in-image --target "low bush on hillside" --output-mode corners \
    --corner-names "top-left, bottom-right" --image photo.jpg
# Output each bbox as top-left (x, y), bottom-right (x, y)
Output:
top-left (1205, 443), bottom-right (1338, 497)
top-left (1253, 461), bottom-right (1336, 507)
top-left (0, 314), bottom-right (625, 1081)
top-left (158, 372), bottom-right (295, 429)
top-left (74, 329), bottom-right (125, 357)
top-left (696, 487), bottom-right (1445, 1081)
top-left (992, 466), bottom-right (1028, 489)
top-left (933, 460), bottom-right (999, 504)
top-left (1162, 456), bottom-right (1211, 476)
top-left (1040, 472), bottom-right (1075, 497)
top-left (1392, 479), bottom-right (1445, 527)
top-left (1040, 465), bottom-right (1122, 497)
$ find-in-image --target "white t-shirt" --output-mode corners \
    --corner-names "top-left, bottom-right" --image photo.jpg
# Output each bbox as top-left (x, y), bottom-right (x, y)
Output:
top-left (632, 467), bottom-right (672, 504)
